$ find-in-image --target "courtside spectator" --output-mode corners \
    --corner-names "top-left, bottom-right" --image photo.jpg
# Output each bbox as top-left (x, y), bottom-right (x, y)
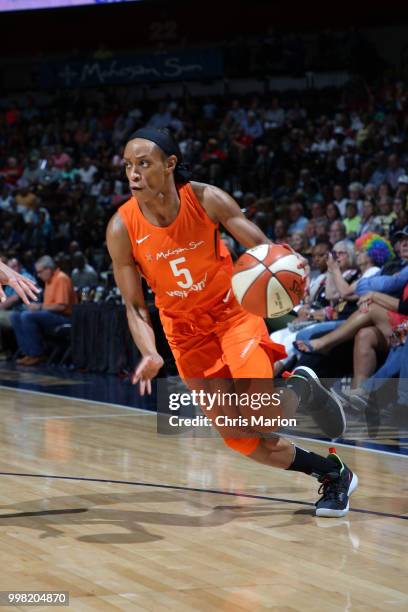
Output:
top-left (11, 256), bottom-right (77, 366)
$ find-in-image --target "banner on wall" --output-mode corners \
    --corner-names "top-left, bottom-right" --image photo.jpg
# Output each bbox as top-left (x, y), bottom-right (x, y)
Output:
top-left (0, 1), bottom-right (140, 12)
top-left (39, 49), bottom-right (224, 88)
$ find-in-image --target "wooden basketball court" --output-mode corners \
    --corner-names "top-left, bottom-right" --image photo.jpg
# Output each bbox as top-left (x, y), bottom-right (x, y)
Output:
top-left (0, 385), bottom-right (407, 611)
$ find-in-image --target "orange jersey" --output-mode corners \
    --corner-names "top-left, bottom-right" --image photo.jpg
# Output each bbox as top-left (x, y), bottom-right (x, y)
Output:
top-left (118, 182), bottom-right (287, 373)
top-left (118, 182), bottom-right (233, 316)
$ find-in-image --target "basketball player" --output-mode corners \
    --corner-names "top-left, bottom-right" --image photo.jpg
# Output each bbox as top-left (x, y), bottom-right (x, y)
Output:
top-left (0, 259), bottom-right (39, 304)
top-left (106, 127), bottom-right (358, 517)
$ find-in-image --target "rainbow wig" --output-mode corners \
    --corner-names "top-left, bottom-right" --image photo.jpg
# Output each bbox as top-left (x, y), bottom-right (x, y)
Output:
top-left (355, 232), bottom-right (395, 266)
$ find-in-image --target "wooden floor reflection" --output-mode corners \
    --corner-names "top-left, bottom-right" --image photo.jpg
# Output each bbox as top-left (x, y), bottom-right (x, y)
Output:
top-left (0, 387), bottom-right (407, 611)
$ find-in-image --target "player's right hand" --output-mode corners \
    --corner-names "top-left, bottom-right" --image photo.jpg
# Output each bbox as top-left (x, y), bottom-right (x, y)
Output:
top-left (131, 353), bottom-right (164, 396)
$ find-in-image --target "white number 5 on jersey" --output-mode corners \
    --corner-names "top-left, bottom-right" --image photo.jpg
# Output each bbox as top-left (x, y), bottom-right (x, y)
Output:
top-left (169, 257), bottom-right (193, 289)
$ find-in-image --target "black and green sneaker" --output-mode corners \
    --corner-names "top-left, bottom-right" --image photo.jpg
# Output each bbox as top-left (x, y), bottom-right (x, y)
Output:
top-left (315, 450), bottom-right (358, 517)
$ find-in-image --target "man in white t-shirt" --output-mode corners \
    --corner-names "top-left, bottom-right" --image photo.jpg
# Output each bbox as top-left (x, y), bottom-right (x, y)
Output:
top-left (78, 158), bottom-right (98, 185)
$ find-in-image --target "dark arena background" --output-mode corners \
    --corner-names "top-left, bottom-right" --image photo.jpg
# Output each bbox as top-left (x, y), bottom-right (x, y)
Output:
top-left (0, 1), bottom-right (407, 610)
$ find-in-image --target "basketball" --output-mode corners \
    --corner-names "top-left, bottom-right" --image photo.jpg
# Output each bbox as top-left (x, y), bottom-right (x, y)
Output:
top-left (231, 244), bottom-right (307, 318)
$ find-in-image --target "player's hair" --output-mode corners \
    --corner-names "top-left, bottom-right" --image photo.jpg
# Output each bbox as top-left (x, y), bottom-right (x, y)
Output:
top-left (128, 127), bottom-right (192, 183)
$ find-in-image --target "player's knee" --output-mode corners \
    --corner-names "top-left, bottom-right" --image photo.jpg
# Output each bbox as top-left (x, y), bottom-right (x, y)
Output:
top-left (260, 436), bottom-right (288, 451)
top-left (224, 437), bottom-right (260, 456)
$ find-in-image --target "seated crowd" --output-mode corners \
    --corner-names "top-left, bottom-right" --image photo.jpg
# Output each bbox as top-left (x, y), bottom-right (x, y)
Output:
top-left (272, 228), bottom-right (408, 421)
top-left (0, 79), bottom-right (407, 423)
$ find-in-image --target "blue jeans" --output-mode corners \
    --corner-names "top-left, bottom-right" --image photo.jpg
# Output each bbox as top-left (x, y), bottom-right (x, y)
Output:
top-left (399, 342), bottom-right (408, 404)
top-left (363, 343), bottom-right (408, 405)
top-left (295, 320), bottom-right (344, 344)
top-left (10, 310), bottom-right (69, 357)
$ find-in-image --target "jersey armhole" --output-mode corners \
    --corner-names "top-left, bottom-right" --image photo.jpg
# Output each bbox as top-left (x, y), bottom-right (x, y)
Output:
top-left (188, 181), bottom-right (219, 227)
top-left (214, 227), bottom-right (221, 260)
top-left (117, 204), bottom-right (140, 255)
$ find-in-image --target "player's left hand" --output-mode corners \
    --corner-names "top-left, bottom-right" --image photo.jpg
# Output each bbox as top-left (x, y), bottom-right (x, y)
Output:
top-left (131, 353), bottom-right (164, 395)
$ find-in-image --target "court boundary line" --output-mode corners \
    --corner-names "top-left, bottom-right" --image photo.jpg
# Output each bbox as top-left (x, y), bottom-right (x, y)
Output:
top-left (1, 385), bottom-right (406, 458)
top-left (0, 470), bottom-right (406, 521)
top-left (0, 384), bottom-right (148, 414)
top-left (286, 434), bottom-right (408, 459)
top-left (23, 414), bottom-right (145, 420)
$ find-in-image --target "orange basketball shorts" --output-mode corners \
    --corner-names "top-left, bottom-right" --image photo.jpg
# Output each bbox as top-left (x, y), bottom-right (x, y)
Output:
top-left (160, 299), bottom-right (287, 455)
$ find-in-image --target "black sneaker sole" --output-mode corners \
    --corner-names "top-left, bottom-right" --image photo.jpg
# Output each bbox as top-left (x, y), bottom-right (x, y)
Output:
top-left (293, 366), bottom-right (347, 439)
top-left (315, 472), bottom-right (359, 517)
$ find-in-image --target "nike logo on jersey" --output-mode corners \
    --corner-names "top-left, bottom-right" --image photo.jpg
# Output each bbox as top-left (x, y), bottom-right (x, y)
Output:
top-left (222, 289), bottom-right (232, 303)
top-left (136, 234), bottom-right (151, 244)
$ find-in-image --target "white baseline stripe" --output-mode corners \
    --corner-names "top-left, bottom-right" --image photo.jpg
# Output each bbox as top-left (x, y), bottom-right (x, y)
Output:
top-left (287, 434), bottom-right (408, 459)
top-left (24, 414), bottom-right (144, 420)
top-left (0, 384), bottom-right (153, 415)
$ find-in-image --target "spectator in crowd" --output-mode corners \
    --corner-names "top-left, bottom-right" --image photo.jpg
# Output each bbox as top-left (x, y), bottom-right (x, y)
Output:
top-left (293, 240), bottom-right (359, 352)
top-left (71, 251), bottom-right (98, 289)
top-left (359, 200), bottom-right (377, 236)
top-left (320, 233), bottom-right (392, 304)
top-left (52, 144), bottom-right (71, 169)
top-left (273, 218), bottom-right (289, 244)
top-left (323, 240), bottom-right (359, 303)
top-left (396, 174), bottom-right (408, 207)
top-left (288, 202), bottom-right (308, 233)
top-left (269, 240), bottom-right (330, 365)
top-left (11, 255), bottom-right (77, 366)
top-left (200, 138), bottom-right (227, 186)
top-left (329, 220), bottom-right (346, 245)
top-left (310, 201), bottom-right (326, 224)
top-left (289, 230), bottom-right (310, 258)
top-left (21, 155), bottom-right (41, 185)
top-left (346, 295), bottom-right (408, 416)
top-left (369, 152), bottom-right (388, 187)
top-left (343, 202), bottom-right (361, 239)
top-left (348, 182), bottom-right (364, 214)
top-left (297, 241), bottom-right (331, 314)
top-left (240, 110), bottom-right (263, 140)
top-left (77, 157), bottom-right (98, 185)
top-left (295, 235), bottom-right (405, 356)
top-left (332, 184), bottom-right (348, 217)
top-left (147, 102), bottom-right (172, 129)
top-left (264, 96), bottom-right (285, 129)
top-left (0, 157), bottom-right (23, 186)
top-left (14, 185), bottom-right (39, 223)
top-left (0, 183), bottom-right (13, 211)
top-left (385, 154), bottom-right (405, 191)
top-left (374, 196), bottom-right (397, 237)
top-left (304, 220), bottom-right (317, 248)
top-left (326, 202), bottom-right (342, 223)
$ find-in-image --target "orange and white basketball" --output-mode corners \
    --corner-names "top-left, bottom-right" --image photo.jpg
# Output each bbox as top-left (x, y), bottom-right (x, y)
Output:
top-left (231, 244), bottom-right (307, 318)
